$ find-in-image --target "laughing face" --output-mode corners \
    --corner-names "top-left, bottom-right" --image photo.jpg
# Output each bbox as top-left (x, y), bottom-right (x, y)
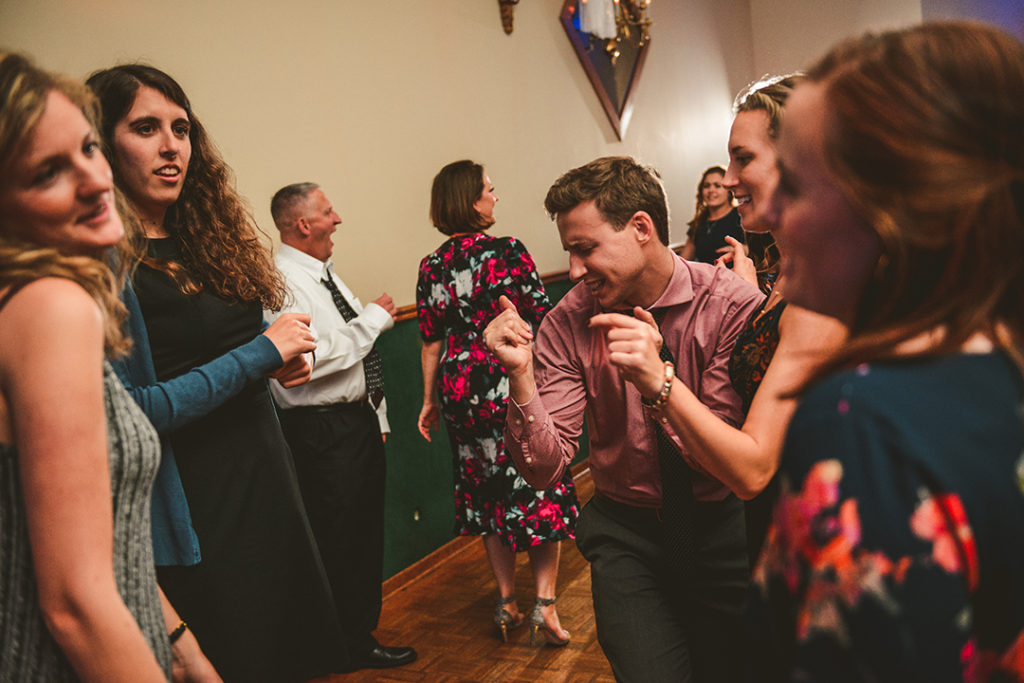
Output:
top-left (0, 90), bottom-right (123, 254)
top-left (723, 109), bottom-right (778, 233)
top-left (111, 85), bottom-right (191, 230)
top-left (556, 200), bottom-right (648, 310)
top-left (301, 188), bottom-right (341, 262)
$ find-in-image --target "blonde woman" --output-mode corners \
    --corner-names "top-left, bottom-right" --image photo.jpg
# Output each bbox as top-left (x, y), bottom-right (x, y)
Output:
top-left (0, 51), bottom-right (171, 681)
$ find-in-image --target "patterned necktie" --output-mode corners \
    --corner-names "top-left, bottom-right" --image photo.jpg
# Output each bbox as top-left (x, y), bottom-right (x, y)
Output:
top-left (652, 311), bottom-right (696, 588)
top-left (321, 276), bottom-right (385, 408)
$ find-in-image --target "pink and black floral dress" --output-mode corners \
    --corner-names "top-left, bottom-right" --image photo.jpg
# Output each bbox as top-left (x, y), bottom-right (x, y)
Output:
top-left (416, 232), bottom-right (579, 551)
top-left (750, 352), bottom-right (1024, 682)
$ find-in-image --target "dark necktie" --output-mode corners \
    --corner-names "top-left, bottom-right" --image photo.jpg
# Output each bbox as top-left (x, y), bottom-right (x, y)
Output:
top-left (321, 276), bottom-right (385, 408)
top-left (652, 312), bottom-right (696, 588)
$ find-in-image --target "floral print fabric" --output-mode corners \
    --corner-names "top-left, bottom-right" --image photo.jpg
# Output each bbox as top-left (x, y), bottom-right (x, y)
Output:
top-left (417, 233), bottom-right (579, 551)
top-left (729, 296), bottom-right (784, 414)
top-left (752, 353), bottom-right (1024, 682)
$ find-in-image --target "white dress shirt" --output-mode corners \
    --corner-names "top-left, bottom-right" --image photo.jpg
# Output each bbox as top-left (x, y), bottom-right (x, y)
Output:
top-left (266, 243), bottom-right (394, 433)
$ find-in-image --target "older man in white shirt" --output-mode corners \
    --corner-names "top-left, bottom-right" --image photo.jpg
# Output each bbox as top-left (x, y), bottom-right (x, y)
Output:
top-left (266, 182), bottom-right (415, 672)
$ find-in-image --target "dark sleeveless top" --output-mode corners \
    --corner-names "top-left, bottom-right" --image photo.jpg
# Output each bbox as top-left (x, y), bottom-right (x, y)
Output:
top-left (690, 207), bottom-right (745, 264)
top-left (728, 297), bottom-right (787, 413)
top-left (0, 282), bottom-right (171, 680)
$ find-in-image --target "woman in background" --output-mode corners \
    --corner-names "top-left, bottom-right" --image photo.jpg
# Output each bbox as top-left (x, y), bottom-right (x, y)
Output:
top-left (417, 160), bottom-right (579, 646)
top-left (679, 164), bottom-right (744, 264)
top-left (755, 21), bottom-right (1024, 681)
top-left (0, 51), bottom-right (170, 681)
top-left (87, 64), bottom-right (345, 682)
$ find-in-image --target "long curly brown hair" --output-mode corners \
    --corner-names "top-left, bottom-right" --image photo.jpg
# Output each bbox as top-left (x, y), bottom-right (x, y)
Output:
top-left (86, 64), bottom-right (285, 310)
top-left (0, 51), bottom-right (128, 356)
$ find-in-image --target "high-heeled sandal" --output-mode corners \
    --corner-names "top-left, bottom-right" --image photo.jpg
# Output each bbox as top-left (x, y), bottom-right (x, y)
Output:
top-left (529, 596), bottom-right (570, 647)
top-left (494, 596), bottom-right (524, 643)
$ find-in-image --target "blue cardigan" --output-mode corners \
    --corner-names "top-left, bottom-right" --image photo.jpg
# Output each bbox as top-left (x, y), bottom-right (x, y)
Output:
top-left (111, 282), bottom-right (283, 566)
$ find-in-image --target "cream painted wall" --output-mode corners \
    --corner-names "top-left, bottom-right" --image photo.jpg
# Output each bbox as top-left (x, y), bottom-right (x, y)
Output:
top-left (748, 0), bottom-right (922, 75)
top-left (16, 2), bottom-right (1006, 306)
top-left (0, 0), bottom-right (756, 306)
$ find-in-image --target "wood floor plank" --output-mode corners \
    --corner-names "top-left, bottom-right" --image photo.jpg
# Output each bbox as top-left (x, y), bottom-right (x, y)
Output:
top-left (312, 468), bottom-right (613, 682)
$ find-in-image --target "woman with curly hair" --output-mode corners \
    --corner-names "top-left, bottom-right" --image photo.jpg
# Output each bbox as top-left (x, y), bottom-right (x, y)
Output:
top-left (86, 64), bottom-right (346, 682)
top-left (0, 50), bottom-right (171, 681)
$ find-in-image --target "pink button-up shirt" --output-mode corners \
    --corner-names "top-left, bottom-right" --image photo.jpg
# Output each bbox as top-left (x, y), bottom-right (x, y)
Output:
top-left (505, 255), bottom-right (764, 506)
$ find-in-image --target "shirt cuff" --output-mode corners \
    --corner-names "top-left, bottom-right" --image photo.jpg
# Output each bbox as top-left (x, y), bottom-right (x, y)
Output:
top-left (506, 392), bottom-right (546, 441)
top-left (364, 302), bottom-right (395, 331)
top-left (376, 397), bottom-right (390, 434)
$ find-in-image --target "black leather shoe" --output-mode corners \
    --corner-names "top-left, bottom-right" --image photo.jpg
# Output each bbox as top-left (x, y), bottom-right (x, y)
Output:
top-left (351, 645), bottom-right (417, 670)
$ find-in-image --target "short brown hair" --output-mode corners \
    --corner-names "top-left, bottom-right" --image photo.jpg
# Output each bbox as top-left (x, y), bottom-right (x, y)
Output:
top-left (270, 182), bottom-right (319, 230)
top-left (544, 156), bottom-right (670, 245)
top-left (430, 160), bottom-right (492, 236)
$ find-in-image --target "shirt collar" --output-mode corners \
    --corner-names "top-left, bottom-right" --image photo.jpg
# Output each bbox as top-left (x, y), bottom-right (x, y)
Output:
top-left (278, 243), bottom-right (333, 282)
top-left (645, 253), bottom-right (695, 311)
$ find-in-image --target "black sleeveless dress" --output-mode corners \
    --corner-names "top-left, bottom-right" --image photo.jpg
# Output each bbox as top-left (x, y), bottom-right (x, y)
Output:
top-left (135, 238), bottom-right (347, 682)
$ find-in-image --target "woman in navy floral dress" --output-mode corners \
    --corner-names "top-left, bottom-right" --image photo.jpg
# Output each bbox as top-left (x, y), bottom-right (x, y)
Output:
top-left (417, 160), bottom-right (579, 644)
top-left (751, 22), bottom-right (1024, 681)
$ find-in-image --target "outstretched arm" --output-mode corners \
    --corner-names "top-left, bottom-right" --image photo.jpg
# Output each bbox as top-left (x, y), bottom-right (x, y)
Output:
top-left (113, 285), bottom-right (314, 433)
top-left (285, 289), bottom-right (395, 379)
top-left (591, 304), bottom-right (845, 499)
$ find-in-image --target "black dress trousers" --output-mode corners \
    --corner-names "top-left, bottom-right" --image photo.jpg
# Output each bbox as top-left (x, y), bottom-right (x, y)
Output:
top-left (575, 494), bottom-right (749, 683)
top-left (278, 400), bottom-right (387, 656)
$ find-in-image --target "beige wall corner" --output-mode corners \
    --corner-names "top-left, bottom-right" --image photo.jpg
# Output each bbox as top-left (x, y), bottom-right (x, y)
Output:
top-left (749, 0), bottom-right (922, 77)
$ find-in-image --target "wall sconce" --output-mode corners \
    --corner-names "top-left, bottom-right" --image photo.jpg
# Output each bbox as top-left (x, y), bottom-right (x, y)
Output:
top-left (581, 0), bottom-right (652, 65)
top-left (562, 0), bottom-right (652, 139)
top-left (498, 0), bottom-right (520, 34)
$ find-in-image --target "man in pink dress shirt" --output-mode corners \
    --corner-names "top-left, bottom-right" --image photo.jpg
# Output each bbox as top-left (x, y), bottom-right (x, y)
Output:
top-left (485, 157), bottom-right (763, 682)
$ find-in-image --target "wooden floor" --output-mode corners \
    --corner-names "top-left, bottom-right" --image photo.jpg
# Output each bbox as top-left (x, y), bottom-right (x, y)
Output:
top-left (314, 468), bottom-right (613, 682)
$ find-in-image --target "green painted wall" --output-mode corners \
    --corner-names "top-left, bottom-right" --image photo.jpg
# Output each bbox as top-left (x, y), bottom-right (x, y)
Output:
top-left (377, 277), bottom-right (583, 579)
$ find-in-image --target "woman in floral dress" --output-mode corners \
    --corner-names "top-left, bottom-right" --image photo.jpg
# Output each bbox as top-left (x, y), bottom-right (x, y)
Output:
top-left (417, 160), bottom-right (579, 645)
top-left (752, 22), bottom-right (1024, 681)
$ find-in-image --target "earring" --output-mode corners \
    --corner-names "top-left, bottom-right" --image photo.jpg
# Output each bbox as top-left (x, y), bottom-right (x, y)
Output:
top-left (872, 253), bottom-right (890, 282)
